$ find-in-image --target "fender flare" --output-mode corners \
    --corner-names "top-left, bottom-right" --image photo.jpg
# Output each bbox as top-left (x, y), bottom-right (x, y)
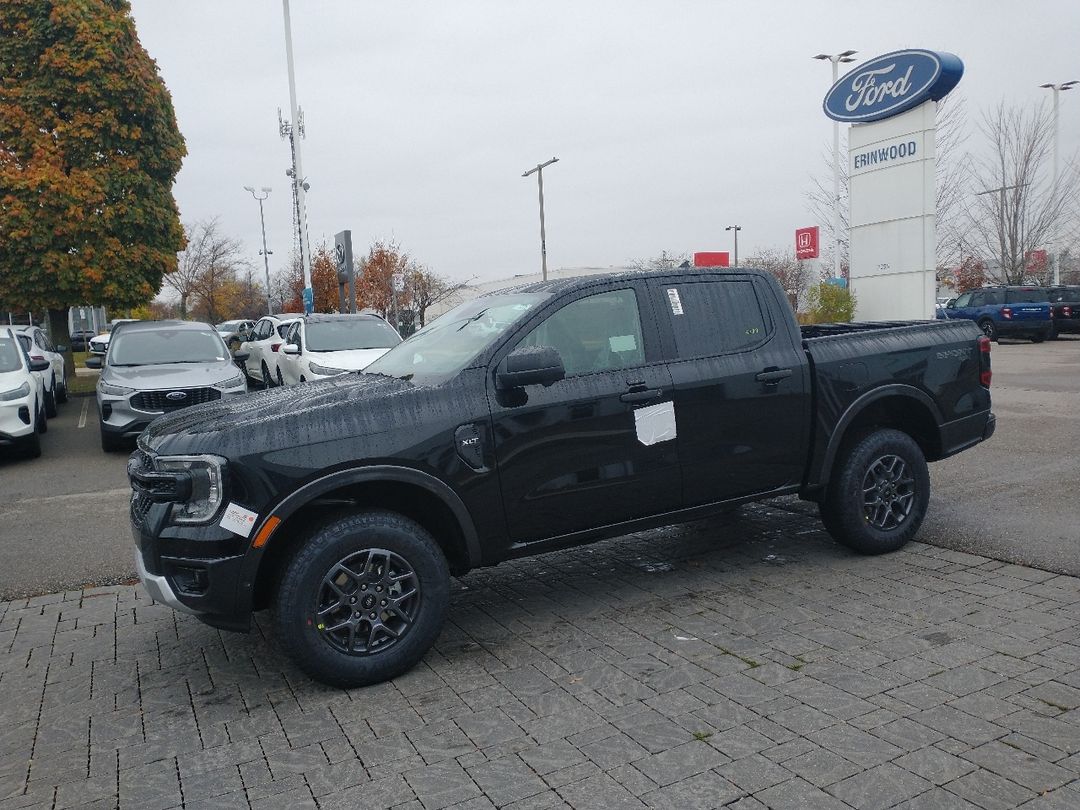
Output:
top-left (814, 385), bottom-right (943, 489)
top-left (237, 465), bottom-right (483, 612)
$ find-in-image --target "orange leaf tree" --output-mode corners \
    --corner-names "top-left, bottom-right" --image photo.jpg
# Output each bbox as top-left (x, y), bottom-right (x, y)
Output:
top-left (0, 0), bottom-right (186, 368)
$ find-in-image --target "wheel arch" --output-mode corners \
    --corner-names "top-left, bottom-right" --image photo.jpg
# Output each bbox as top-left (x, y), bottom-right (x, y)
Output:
top-left (246, 466), bottom-right (481, 612)
top-left (811, 386), bottom-right (943, 493)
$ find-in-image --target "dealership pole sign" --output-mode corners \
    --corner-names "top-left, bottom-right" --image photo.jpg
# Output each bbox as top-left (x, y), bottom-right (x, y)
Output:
top-left (826, 49), bottom-right (963, 322)
top-left (823, 50), bottom-right (964, 123)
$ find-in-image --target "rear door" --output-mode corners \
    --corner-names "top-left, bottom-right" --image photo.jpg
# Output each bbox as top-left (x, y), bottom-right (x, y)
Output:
top-left (489, 282), bottom-right (681, 544)
top-left (648, 275), bottom-right (810, 506)
top-left (279, 321), bottom-right (302, 383)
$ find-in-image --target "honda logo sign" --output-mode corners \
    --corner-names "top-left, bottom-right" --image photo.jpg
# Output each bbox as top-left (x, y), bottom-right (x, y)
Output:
top-left (795, 227), bottom-right (820, 260)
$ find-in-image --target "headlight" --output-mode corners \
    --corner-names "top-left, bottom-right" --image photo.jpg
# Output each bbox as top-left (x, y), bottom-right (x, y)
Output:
top-left (155, 455), bottom-right (225, 523)
top-left (0, 381), bottom-right (30, 401)
top-left (309, 361), bottom-right (347, 375)
top-left (99, 381), bottom-right (134, 397)
top-left (217, 371), bottom-right (246, 389)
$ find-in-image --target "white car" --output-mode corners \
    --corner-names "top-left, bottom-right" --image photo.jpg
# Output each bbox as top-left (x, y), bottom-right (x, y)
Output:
top-left (13, 325), bottom-right (68, 417)
top-left (0, 328), bottom-right (49, 458)
top-left (88, 319), bottom-right (139, 356)
top-left (277, 314), bottom-right (402, 385)
top-left (239, 314), bottom-right (303, 388)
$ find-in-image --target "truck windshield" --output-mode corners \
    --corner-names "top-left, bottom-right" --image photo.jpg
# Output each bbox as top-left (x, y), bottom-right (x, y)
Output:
top-left (364, 294), bottom-right (548, 385)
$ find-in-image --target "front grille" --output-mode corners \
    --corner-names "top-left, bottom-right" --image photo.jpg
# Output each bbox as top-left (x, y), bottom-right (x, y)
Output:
top-left (131, 387), bottom-right (221, 412)
top-left (131, 490), bottom-right (154, 527)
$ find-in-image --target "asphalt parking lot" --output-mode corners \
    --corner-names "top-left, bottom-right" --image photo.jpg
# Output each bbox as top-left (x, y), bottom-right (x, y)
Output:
top-left (0, 336), bottom-right (1078, 808)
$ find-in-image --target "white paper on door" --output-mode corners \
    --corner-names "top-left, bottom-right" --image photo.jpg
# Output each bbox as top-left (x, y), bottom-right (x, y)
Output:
top-left (634, 401), bottom-right (677, 446)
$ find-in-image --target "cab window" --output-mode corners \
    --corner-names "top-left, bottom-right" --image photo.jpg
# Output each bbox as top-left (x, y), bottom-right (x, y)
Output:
top-left (517, 289), bottom-right (645, 376)
top-left (662, 280), bottom-right (769, 359)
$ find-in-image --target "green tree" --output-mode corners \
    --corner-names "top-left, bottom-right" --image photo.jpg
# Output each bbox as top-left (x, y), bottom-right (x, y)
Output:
top-left (0, 0), bottom-right (186, 371)
top-left (806, 282), bottom-right (857, 323)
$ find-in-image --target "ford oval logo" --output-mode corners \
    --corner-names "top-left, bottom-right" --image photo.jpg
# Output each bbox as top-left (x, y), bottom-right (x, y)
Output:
top-left (823, 49), bottom-right (963, 123)
top-left (165, 391), bottom-right (187, 402)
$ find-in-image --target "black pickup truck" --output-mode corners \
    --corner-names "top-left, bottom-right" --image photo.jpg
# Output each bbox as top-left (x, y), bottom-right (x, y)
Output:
top-left (128, 269), bottom-right (995, 687)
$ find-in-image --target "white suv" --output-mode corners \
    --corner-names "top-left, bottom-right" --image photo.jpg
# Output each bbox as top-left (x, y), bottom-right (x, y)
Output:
top-left (278, 314), bottom-right (401, 384)
top-left (0, 328), bottom-right (49, 458)
top-left (13, 325), bottom-right (68, 417)
top-left (239, 314), bottom-right (302, 388)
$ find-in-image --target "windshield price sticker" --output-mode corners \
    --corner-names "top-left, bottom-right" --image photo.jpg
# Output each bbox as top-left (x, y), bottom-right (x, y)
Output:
top-left (666, 288), bottom-right (684, 316)
top-left (220, 502), bottom-right (259, 538)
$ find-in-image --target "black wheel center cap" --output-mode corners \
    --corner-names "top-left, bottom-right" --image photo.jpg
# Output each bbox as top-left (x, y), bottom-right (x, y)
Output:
top-left (361, 594), bottom-right (377, 610)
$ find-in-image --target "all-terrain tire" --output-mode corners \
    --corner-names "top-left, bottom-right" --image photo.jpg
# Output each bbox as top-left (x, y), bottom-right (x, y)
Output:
top-left (275, 510), bottom-right (451, 688)
top-left (820, 428), bottom-right (929, 555)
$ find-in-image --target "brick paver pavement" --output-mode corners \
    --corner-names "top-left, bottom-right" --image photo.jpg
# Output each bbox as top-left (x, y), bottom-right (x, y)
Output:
top-left (1, 501), bottom-right (1077, 809)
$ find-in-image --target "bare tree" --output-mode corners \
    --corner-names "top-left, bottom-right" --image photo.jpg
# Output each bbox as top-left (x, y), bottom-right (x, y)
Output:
top-left (742, 247), bottom-right (813, 311)
top-left (165, 221), bottom-right (213, 319)
top-left (406, 266), bottom-right (468, 329)
top-left (806, 97), bottom-right (969, 272)
top-left (628, 250), bottom-right (690, 271)
top-left (964, 101), bottom-right (1077, 284)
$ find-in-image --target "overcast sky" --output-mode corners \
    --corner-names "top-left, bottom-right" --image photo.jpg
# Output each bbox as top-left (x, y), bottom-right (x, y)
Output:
top-left (127, 0), bottom-right (1080, 285)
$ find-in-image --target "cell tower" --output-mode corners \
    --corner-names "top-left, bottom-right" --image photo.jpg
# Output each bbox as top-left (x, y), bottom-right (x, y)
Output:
top-left (280, 0), bottom-right (313, 312)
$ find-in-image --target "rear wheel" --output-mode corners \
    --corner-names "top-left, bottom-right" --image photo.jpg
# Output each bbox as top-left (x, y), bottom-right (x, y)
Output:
top-left (820, 428), bottom-right (929, 555)
top-left (978, 319), bottom-right (997, 341)
top-left (44, 380), bottom-right (58, 417)
top-left (275, 510), bottom-right (451, 688)
top-left (261, 361), bottom-right (272, 390)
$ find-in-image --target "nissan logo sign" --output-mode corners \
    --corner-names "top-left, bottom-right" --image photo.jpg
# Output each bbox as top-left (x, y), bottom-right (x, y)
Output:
top-left (165, 391), bottom-right (188, 402)
top-left (823, 49), bottom-right (963, 123)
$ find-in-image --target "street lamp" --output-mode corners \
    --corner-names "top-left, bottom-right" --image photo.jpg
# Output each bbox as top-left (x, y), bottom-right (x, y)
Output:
top-left (244, 186), bottom-right (274, 314)
top-left (1039, 80), bottom-right (1078, 285)
top-left (814, 49), bottom-right (858, 279)
top-left (522, 157), bottom-right (559, 281)
top-left (725, 225), bottom-right (742, 268)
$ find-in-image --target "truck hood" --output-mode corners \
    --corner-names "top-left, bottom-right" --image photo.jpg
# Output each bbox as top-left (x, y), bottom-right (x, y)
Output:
top-left (140, 372), bottom-right (424, 456)
top-left (105, 362), bottom-right (240, 389)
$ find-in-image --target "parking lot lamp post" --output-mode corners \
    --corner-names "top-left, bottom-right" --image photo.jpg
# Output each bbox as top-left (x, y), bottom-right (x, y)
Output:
top-left (244, 186), bottom-right (274, 314)
top-left (725, 225), bottom-right (742, 268)
top-left (1039, 80), bottom-right (1078, 285)
top-left (814, 50), bottom-right (858, 279)
top-left (522, 157), bottom-right (559, 281)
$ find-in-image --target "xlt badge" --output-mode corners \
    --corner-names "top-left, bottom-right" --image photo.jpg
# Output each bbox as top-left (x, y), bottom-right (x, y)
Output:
top-left (455, 424), bottom-right (486, 471)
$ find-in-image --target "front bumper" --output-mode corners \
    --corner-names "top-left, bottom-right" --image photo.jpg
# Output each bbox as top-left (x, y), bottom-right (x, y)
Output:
top-left (134, 546), bottom-right (201, 615)
top-left (0, 398), bottom-right (36, 443)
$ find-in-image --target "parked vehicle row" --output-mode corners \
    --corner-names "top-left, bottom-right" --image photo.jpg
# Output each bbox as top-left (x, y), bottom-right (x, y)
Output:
top-left (12, 325), bottom-right (69, 417)
top-left (0, 327), bottom-right (52, 459)
top-left (240, 313), bottom-right (401, 388)
top-left (936, 284), bottom-right (1080, 343)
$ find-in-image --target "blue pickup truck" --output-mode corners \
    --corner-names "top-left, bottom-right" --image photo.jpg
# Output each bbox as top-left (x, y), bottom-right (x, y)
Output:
top-left (937, 285), bottom-right (1052, 342)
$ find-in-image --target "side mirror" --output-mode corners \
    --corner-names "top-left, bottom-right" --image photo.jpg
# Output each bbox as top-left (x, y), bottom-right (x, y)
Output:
top-left (282, 343), bottom-right (300, 355)
top-left (946, 301), bottom-right (956, 309)
top-left (55, 344), bottom-right (68, 353)
top-left (29, 358), bottom-right (51, 372)
top-left (84, 356), bottom-right (102, 369)
top-left (497, 346), bottom-right (565, 389)
top-left (232, 351), bottom-right (250, 363)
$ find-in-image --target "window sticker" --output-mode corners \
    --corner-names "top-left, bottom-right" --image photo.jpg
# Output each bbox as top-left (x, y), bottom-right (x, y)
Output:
top-left (609, 334), bottom-right (638, 353)
top-left (220, 502), bottom-right (259, 538)
top-left (666, 288), bottom-right (684, 316)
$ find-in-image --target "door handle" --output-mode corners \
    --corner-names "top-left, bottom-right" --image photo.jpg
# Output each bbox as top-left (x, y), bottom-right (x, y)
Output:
top-left (620, 388), bottom-right (662, 403)
top-left (755, 368), bottom-right (792, 385)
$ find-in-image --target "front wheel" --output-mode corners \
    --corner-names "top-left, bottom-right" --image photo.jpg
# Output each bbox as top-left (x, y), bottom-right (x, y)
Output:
top-left (44, 382), bottom-right (58, 418)
top-left (821, 428), bottom-right (930, 555)
top-left (978, 319), bottom-right (997, 341)
top-left (275, 510), bottom-right (451, 688)
top-left (56, 373), bottom-right (68, 404)
top-left (260, 361), bottom-right (272, 390)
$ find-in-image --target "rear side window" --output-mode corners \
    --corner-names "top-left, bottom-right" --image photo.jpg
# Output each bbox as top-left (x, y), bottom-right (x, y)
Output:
top-left (662, 280), bottom-right (769, 358)
top-left (1005, 288), bottom-right (1048, 304)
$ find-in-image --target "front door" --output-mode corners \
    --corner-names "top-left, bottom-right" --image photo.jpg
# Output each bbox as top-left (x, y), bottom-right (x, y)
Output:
top-left (489, 284), bottom-right (681, 544)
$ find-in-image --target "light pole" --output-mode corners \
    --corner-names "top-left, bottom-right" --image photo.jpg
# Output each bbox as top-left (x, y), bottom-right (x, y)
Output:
top-left (244, 186), bottom-right (274, 314)
top-left (814, 50), bottom-right (858, 279)
top-left (725, 225), bottom-right (742, 268)
top-left (1039, 80), bottom-right (1078, 285)
top-left (522, 157), bottom-right (559, 281)
top-left (281, 0), bottom-right (313, 312)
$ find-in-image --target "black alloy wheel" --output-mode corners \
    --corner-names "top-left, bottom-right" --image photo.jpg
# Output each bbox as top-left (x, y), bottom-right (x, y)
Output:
top-left (275, 510), bottom-right (450, 688)
top-left (861, 454), bottom-right (915, 531)
top-left (314, 548), bottom-right (420, 656)
top-left (978, 319), bottom-right (997, 341)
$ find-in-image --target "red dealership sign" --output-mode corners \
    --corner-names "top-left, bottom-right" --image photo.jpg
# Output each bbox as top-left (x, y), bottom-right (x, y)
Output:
top-left (795, 226), bottom-right (820, 259)
top-left (693, 252), bottom-right (729, 267)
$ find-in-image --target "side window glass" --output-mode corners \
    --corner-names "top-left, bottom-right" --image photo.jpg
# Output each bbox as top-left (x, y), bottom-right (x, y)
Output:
top-left (663, 280), bottom-right (769, 358)
top-left (953, 293), bottom-right (972, 308)
top-left (969, 293), bottom-right (985, 307)
top-left (517, 289), bottom-right (645, 377)
top-left (257, 320), bottom-right (271, 340)
top-left (986, 289), bottom-right (1005, 305)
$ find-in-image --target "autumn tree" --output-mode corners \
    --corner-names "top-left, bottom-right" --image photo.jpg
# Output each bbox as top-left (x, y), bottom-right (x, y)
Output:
top-left (311, 242), bottom-right (341, 312)
top-left (357, 240), bottom-right (412, 325)
top-left (406, 265), bottom-right (466, 328)
top-left (0, 0), bottom-right (186, 372)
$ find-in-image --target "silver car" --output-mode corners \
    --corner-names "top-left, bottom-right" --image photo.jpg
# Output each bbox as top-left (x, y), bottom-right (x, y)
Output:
top-left (86, 321), bottom-right (248, 452)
